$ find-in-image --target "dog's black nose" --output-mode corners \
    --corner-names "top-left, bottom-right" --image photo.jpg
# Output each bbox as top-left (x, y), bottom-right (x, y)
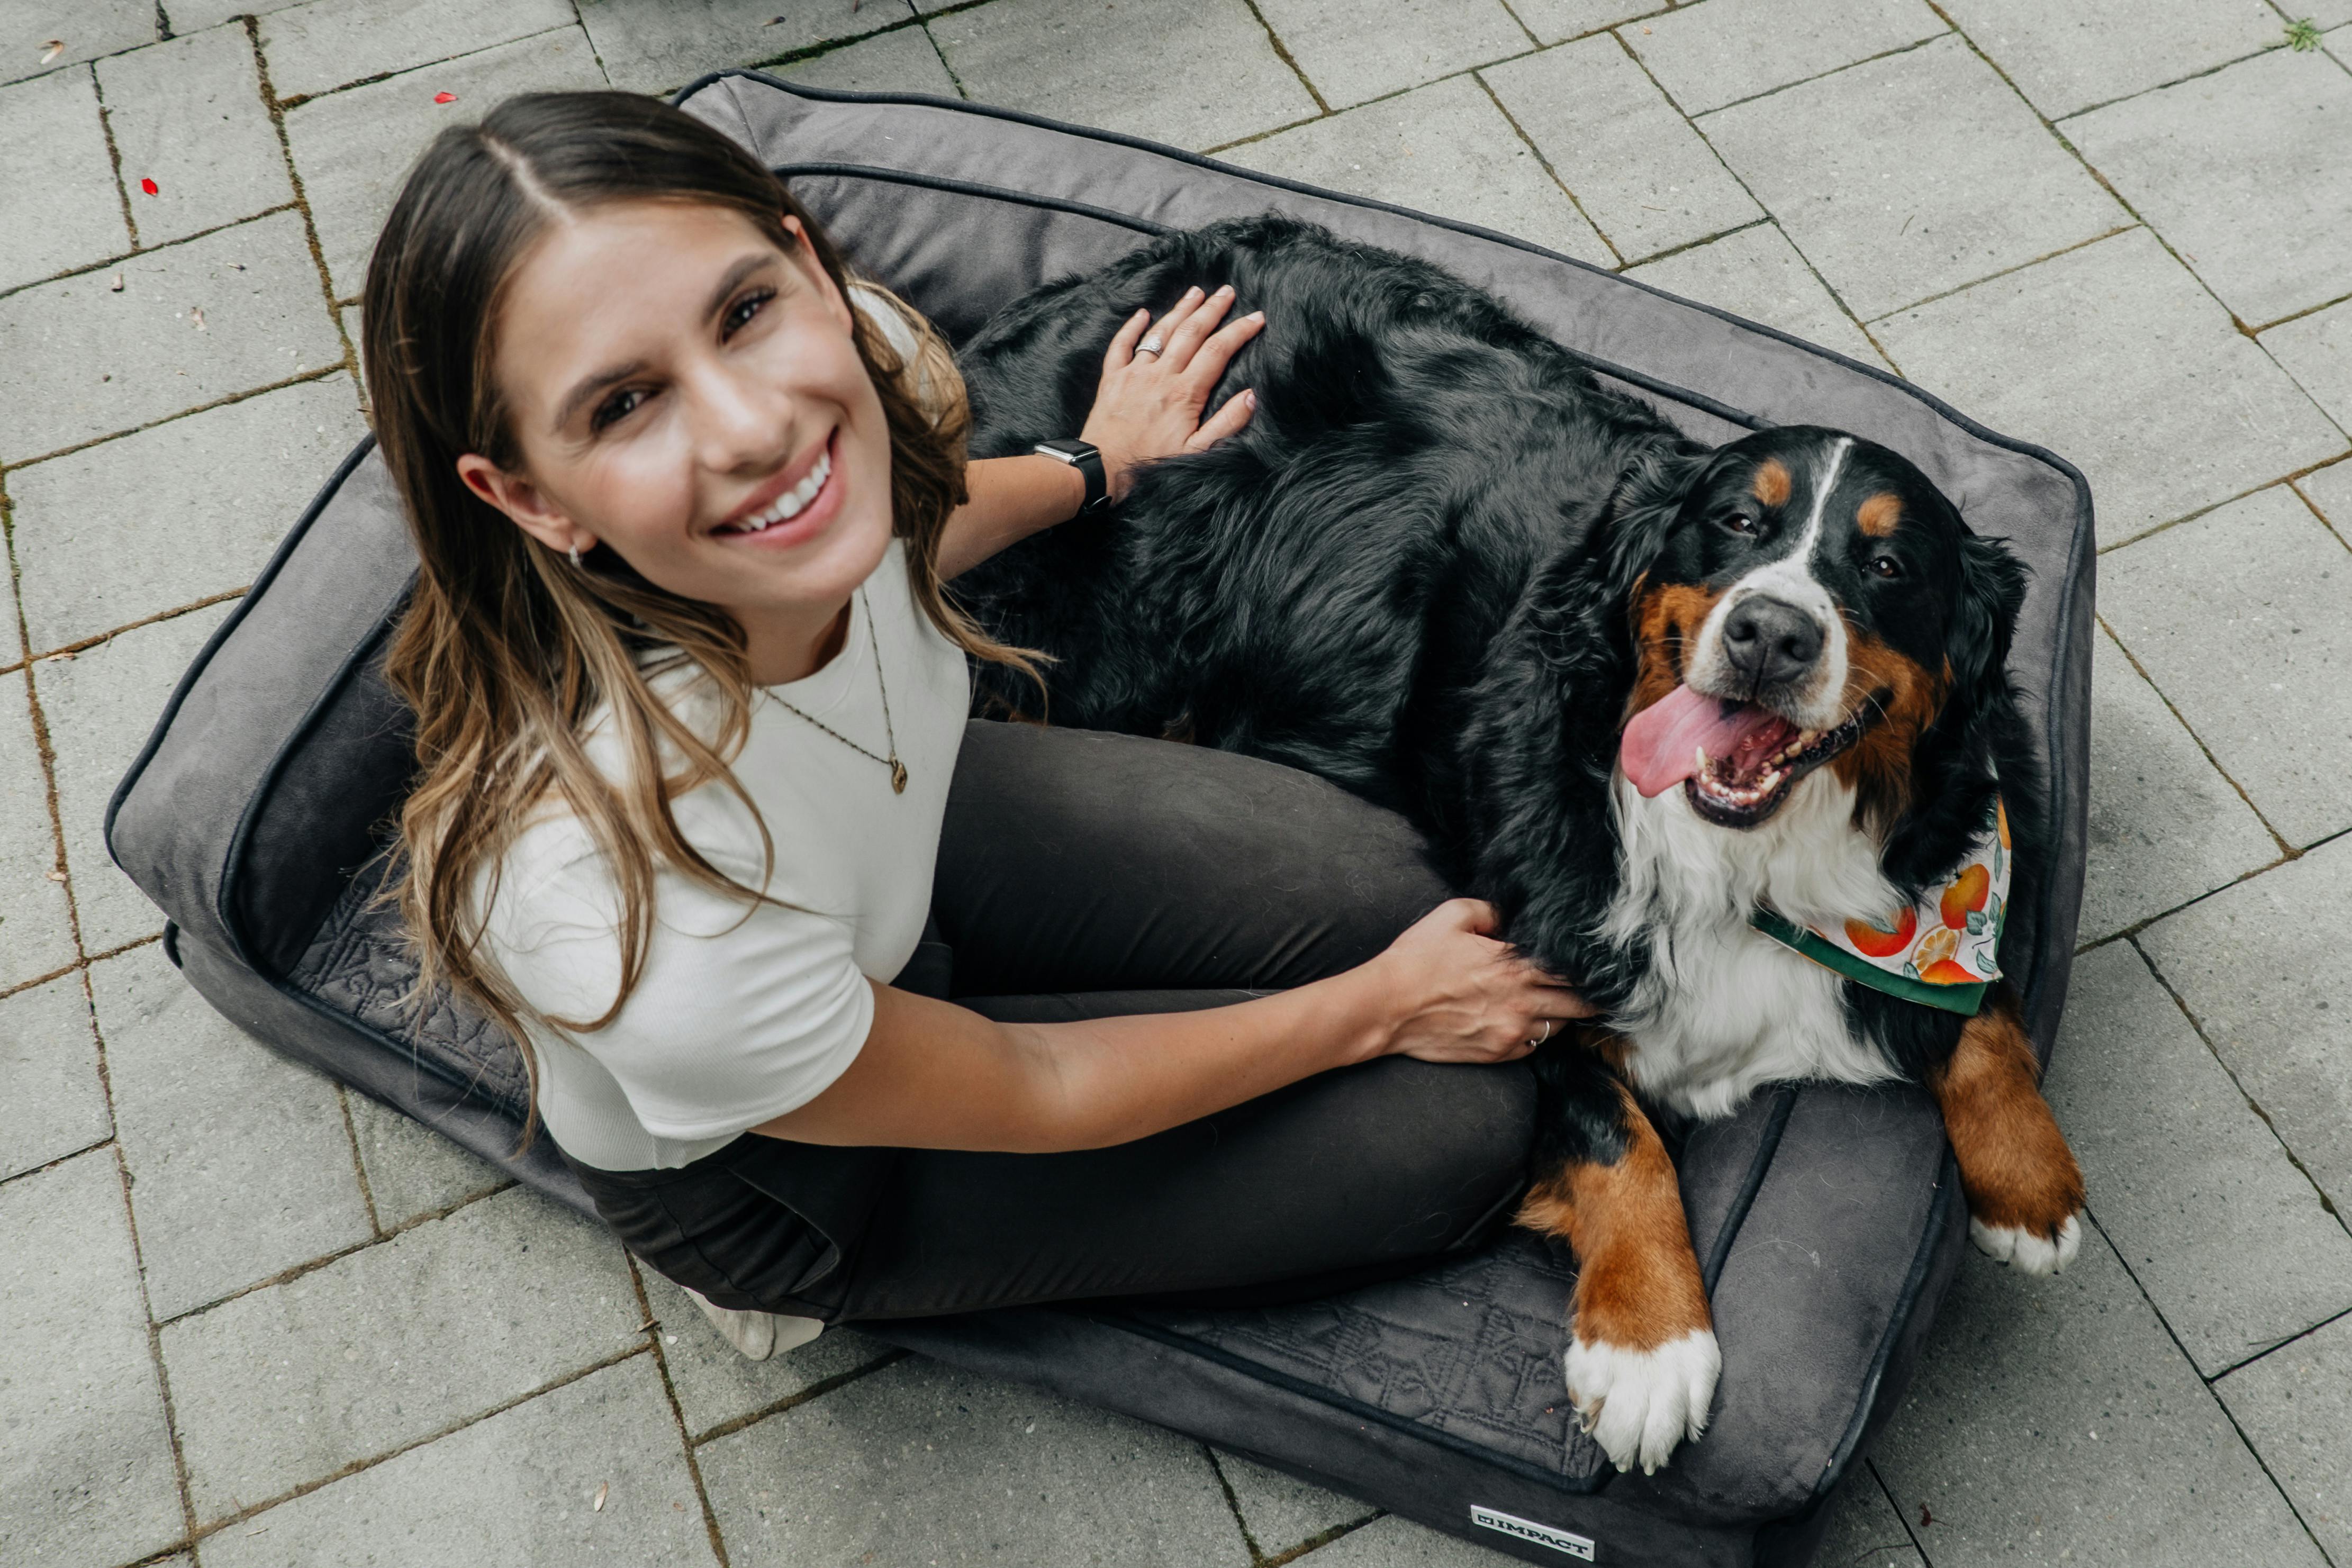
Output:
top-left (1721, 595), bottom-right (1823, 688)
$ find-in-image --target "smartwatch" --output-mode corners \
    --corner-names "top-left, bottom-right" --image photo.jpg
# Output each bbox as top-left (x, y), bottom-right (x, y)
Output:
top-left (1032, 438), bottom-right (1112, 516)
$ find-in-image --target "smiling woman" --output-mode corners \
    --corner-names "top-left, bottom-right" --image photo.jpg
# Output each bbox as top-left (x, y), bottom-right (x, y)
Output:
top-left (362, 91), bottom-right (1588, 1358)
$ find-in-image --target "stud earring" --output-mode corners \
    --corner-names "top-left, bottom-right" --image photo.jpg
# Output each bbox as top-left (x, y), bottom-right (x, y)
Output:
top-left (568, 542), bottom-right (583, 568)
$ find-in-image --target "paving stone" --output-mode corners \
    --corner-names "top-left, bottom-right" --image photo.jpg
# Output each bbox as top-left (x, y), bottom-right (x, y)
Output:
top-left (1484, 35), bottom-right (1760, 265)
top-left (1625, 220), bottom-right (1886, 369)
top-left (284, 29), bottom-right (608, 298)
top-left (33, 602), bottom-right (234, 952)
top-left (10, 375), bottom-right (365, 654)
top-left (346, 1093), bottom-right (507, 1231)
top-left (261, 0), bottom-right (577, 102)
top-left (777, 23), bottom-right (959, 98)
top-left (0, 670), bottom-right (78, 992)
top-left (638, 1269), bottom-right (894, 1438)
top-left (1623, 0), bottom-right (1946, 116)
top-left (2214, 1312), bottom-right (2352, 1568)
top-left (0, 67), bottom-right (132, 294)
top-left (162, 1183), bottom-right (641, 1524)
top-left (1874, 230), bottom-right (2346, 544)
top-left (929, 0), bottom-right (1315, 152)
top-left (2300, 455), bottom-right (2352, 538)
top-left (200, 1356), bottom-right (718, 1568)
top-left (1942, 0), bottom-right (2282, 120)
top-left (1292, 1513), bottom-right (1506, 1564)
top-left (2047, 942), bottom-right (2352, 1374)
top-left (1215, 1451), bottom-right (1374, 1555)
top-left (93, 944), bottom-right (374, 1320)
top-left (2263, 296), bottom-right (2352, 436)
top-left (699, 1354), bottom-right (1249, 1566)
top-left (1813, 1467), bottom-right (1926, 1568)
top-left (170, 0), bottom-right (314, 31)
top-left (1251, 0), bottom-right (1530, 110)
top-left (1699, 35), bottom-right (2123, 322)
top-left (577, 0), bottom-right (910, 97)
top-left (2066, 45), bottom-right (2352, 329)
top-left (0, 976), bottom-right (109, 1182)
top-left (97, 23), bottom-right (294, 248)
top-left (0, 0), bottom-right (157, 87)
top-left (1224, 75), bottom-right (1611, 266)
top-left (1870, 1222), bottom-right (2326, 1568)
top-left (0, 210), bottom-right (341, 464)
top-left (2138, 834), bottom-right (2352, 1210)
top-left (2079, 624), bottom-right (2277, 940)
top-left (2101, 485), bottom-right (2352, 847)
top-left (0, 1151), bottom-right (184, 1567)
top-left (1506, 0), bottom-right (1662, 47)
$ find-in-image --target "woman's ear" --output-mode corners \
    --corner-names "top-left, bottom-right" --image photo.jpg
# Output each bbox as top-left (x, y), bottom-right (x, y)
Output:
top-left (456, 452), bottom-right (595, 560)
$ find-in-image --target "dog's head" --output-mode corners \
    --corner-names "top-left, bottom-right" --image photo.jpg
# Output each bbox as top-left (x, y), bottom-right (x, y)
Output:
top-left (1613, 426), bottom-right (2025, 833)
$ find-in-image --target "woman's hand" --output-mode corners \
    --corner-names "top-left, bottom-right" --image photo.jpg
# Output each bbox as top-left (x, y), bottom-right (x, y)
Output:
top-left (1081, 284), bottom-right (1265, 501)
top-left (1365, 899), bottom-right (1596, 1066)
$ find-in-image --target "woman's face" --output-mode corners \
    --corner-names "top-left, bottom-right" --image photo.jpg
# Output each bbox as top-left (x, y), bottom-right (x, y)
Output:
top-left (464, 199), bottom-right (894, 641)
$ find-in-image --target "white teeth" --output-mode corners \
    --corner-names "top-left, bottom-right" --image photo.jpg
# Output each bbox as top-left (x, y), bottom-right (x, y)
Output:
top-left (723, 447), bottom-right (831, 534)
top-left (1695, 745), bottom-right (1709, 774)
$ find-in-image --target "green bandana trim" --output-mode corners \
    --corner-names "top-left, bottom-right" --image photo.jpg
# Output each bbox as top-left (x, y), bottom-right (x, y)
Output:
top-left (1749, 908), bottom-right (1988, 1016)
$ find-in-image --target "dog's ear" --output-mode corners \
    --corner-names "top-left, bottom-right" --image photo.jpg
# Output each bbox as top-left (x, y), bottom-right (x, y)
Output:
top-left (1946, 528), bottom-right (2029, 717)
top-left (1599, 447), bottom-right (1709, 603)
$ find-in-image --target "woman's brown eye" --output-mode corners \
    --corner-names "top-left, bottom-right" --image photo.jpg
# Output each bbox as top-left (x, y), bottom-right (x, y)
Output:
top-left (722, 288), bottom-right (773, 339)
top-left (593, 388), bottom-right (645, 431)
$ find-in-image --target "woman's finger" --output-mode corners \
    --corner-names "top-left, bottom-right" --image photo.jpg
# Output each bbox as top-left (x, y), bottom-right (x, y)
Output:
top-left (1161, 285), bottom-right (1236, 370)
top-left (1102, 307), bottom-right (1151, 371)
top-left (1183, 388), bottom-right (1258, 453)
top-left (1139, 287), bottom-right (1207, 364)
top-left (1183, 309), bottom-right (1266, 389)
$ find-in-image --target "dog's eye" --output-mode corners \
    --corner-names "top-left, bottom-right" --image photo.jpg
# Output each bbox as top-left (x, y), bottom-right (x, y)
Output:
top-left (1716, 512), bottom-right (1759, 537)
top-left (1869, 555), bottom-right (1902, 579)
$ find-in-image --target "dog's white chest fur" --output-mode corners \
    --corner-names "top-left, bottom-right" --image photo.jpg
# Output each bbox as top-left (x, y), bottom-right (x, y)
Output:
top-left (1603, 769), bottom-right (1900, 1119)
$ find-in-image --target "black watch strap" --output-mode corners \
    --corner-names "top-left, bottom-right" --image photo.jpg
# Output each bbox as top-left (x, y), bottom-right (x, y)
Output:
top-left (1032, 438), bottom-right (1111, 514)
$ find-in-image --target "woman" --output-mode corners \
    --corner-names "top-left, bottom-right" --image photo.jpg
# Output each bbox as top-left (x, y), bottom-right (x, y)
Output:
top-left (367, 91), bottom-right (1587, 1358)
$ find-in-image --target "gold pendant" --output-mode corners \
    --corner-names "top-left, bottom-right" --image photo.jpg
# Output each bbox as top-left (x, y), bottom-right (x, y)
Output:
top-left (890, 758), bottom-right (908, 794)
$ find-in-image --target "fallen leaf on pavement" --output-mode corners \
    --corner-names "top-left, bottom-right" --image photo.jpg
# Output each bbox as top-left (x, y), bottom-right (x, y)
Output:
top-left (140, 177), bottom-right (158, 195)
top-left (592, 1481), bottom-right (609, 1512)
top-left (46, 871), bottom-right (67, 882)
top-left (192, 306), bottom-right (206, 330)
top-left (435, 90), bottom-right (456, 103)
top-left (41, 39), bottom-right (65, 63)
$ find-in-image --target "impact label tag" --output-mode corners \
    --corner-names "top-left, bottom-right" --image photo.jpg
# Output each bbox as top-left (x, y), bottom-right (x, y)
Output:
top-left (1470, 1504), bottom-right (1595, 1559)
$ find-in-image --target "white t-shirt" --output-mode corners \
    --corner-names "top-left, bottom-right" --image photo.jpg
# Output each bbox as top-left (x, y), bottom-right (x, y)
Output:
top-left (481, 295), bottom-right (971, 1172)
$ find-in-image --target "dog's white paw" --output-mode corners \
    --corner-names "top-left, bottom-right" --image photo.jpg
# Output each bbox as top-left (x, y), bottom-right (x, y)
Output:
top-left (1564, 1328), bottom-right (1721, 1474)
top-left (1970, 1211), bottom-right (2082, 1275)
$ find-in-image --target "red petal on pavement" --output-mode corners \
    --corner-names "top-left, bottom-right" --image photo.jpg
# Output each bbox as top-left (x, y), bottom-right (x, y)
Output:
top-left (434, 91), bottom-right (456, 103)
top-left (140, 177), bottom-right (158, 195)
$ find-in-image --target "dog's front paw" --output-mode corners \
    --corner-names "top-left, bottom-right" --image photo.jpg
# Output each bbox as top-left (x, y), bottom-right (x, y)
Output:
top-left (1564, 1328), bottom-right (1721, 1474)
top-left (1970, 1210), bottom-right (2083, 1274)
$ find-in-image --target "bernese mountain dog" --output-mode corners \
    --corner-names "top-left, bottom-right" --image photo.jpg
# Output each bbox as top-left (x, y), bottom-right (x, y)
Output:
top-left (952, 215), bottom-right (2086, 1475)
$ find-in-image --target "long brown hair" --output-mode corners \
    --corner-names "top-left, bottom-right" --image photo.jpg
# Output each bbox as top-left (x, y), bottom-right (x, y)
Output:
top-left (364, 91), bottom-right (1024, 1140)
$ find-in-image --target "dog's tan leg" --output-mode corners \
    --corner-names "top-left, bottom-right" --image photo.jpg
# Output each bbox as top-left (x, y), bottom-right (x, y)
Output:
top-left (1519, 1074), bottom-right (1718, 1474)
top-left (1930, 990), bottom-right (2086, 1274)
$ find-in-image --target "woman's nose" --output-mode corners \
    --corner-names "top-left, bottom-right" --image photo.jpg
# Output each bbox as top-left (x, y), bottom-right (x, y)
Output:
top-left (690, 361), bottom-right (794, 474)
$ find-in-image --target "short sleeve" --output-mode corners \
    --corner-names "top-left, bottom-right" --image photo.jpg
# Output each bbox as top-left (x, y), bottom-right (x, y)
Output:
top-left (492, 845), bottom-right (875, 1141)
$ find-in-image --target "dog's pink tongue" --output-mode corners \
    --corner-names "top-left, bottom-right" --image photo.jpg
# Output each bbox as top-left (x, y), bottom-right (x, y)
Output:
top-left (1621, 684), bottom-right (1787, 797)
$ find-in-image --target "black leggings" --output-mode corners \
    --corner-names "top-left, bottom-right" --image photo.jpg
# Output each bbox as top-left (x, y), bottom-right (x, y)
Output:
top-left (565, 720), bottom-right (1537, 1321)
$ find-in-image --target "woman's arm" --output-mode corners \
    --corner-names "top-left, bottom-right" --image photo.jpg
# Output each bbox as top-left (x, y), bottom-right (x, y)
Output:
top-left (935, 284), bottom-right (1265, 580)
top-left (754, 898), bottom-right (1590, 1153)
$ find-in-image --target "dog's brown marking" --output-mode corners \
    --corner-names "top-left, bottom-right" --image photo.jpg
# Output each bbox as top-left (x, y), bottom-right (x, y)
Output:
top-left (1857, 492), bottom-right (1902, 537)
top-left (1160, 712), bottom-right (1198, 745)
top-left (1752, 457), bottom-right (1793, 509)
top-left (1627, 579), bottom-right (1725, 722)
top-left (1930, 989), bottom-right (2084, 1240)
top-left (1831, 631), bottom-right (1946, 826)
top-left (1517, 1075), bottom-right (1712, 1354)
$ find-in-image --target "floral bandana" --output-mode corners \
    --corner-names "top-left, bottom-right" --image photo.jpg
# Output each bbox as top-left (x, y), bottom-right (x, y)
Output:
top-left (1750, 795), bottom-right (2010, 1016)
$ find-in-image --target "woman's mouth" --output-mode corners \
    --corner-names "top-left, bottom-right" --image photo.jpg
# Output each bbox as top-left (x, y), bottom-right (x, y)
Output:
top-left (712, 432), bottom-right (840, 547)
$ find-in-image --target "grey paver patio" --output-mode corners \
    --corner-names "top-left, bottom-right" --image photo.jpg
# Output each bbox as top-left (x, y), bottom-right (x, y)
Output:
top-left (0, 976), bottom-right (108, 1182)
top-left (0, 67), bottom-right (129, 293)
top-left (8, 1), bottom-right (2352, 1563)
top-left (1225, 75), bottom-right (1612, 265)
top-left (2079, 624), bottom-right (2278, 941)
top-left (1699, 35), bottom-right (2125, 322)
top-left (1874, 229), bottom-right (2346, 543)
top-left (96, 22), bottom-right (296, 249)
top-left (2100, 483), bottom-right (2352, 848)
top-left (1485, 34), bottom-right (1761, 265)
top-left (2065, 41), bottom-right (2352, 328)
top-left (93, 942), bottom-right (375, 1320)
top-left (0, 1151), bottom-right (185, 1568)
top-left (2139, 833), bottom-right (2352, 1208)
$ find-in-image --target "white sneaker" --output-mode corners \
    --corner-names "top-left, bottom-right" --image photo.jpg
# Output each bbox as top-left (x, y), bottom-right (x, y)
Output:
top-left (682, 1286), bottom-right (824, 1362)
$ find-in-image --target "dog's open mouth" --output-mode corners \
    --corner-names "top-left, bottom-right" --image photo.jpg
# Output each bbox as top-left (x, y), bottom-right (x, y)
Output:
top-left (1621, 684), bottom-right (1867, 827)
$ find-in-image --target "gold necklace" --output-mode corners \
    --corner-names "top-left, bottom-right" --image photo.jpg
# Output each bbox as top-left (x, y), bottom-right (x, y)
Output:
top-left (761, 591), bottom-right (908, 793)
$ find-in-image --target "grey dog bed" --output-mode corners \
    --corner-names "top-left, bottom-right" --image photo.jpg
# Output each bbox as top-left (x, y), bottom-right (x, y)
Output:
top-left (106, 71), bottom-right (2094, 1567)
